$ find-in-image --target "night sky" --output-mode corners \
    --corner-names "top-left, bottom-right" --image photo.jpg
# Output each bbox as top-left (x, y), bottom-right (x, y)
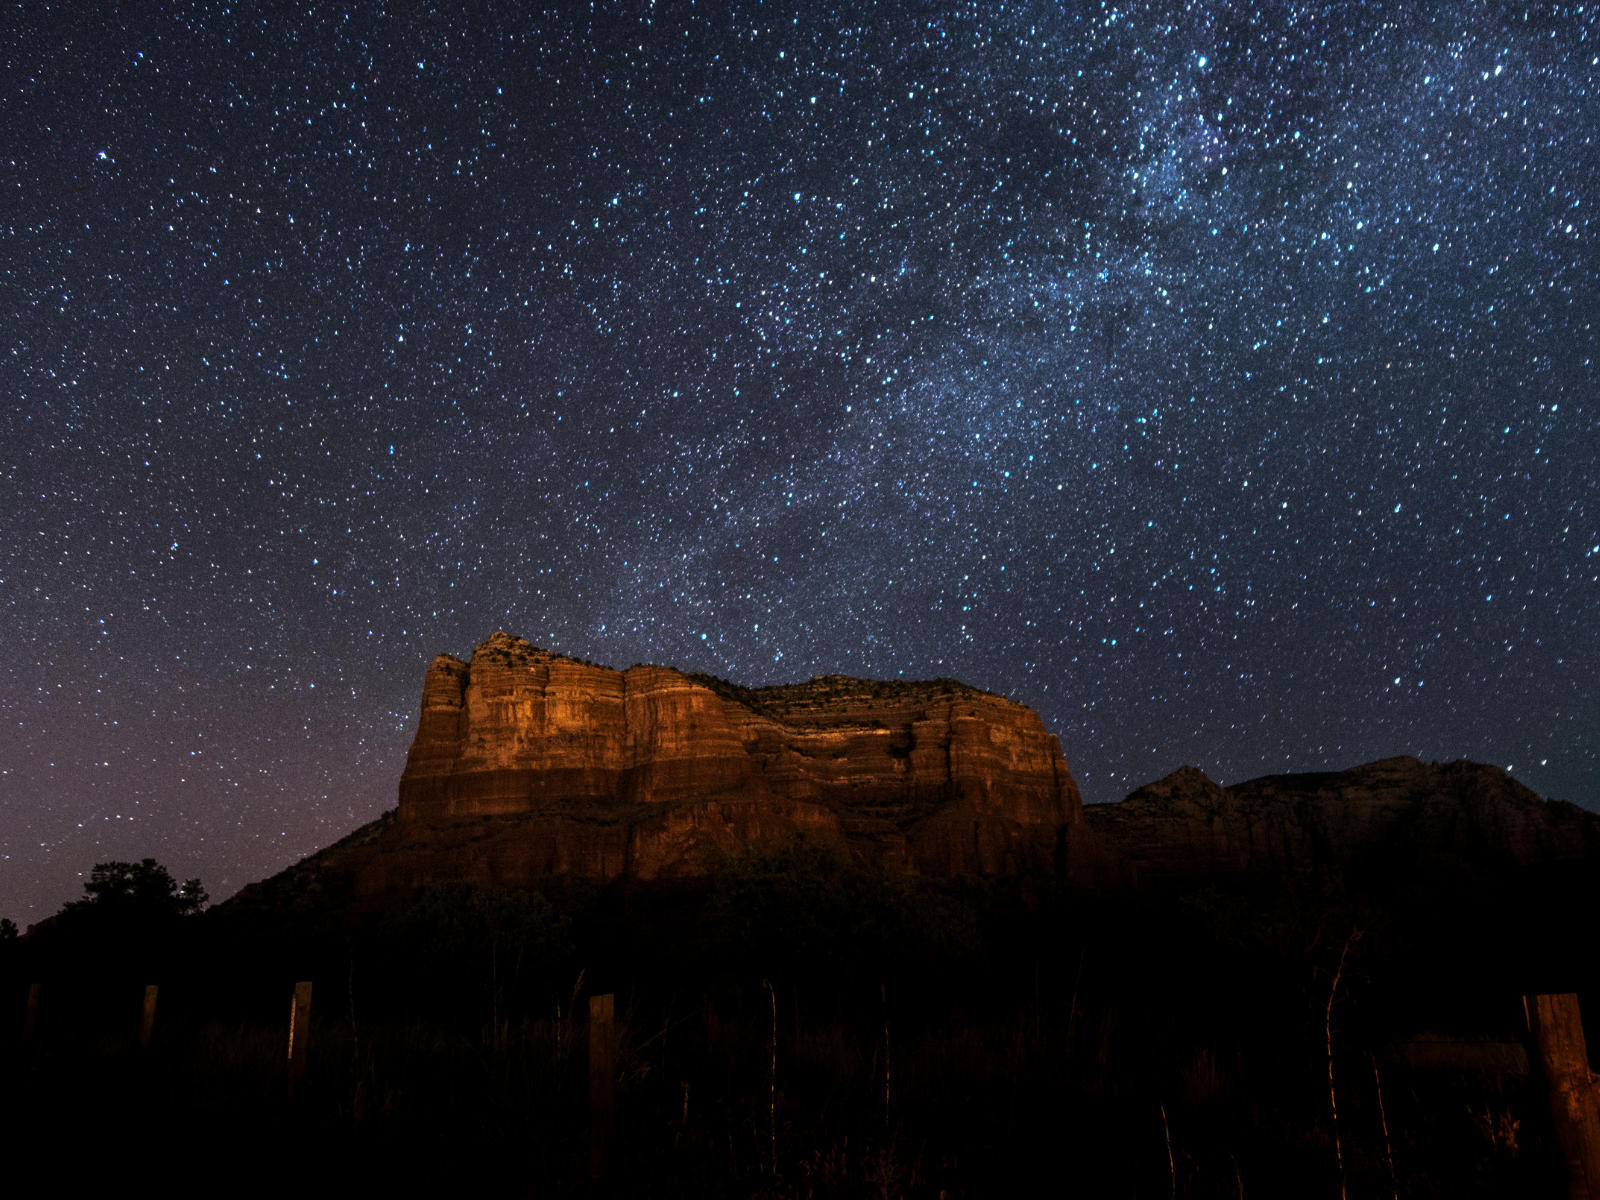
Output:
top-left (5, 2), bottom-right (1597, 920)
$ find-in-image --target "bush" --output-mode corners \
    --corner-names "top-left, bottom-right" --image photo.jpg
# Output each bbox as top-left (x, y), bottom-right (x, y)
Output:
top-left (704, 839), bottom-right (984, 986)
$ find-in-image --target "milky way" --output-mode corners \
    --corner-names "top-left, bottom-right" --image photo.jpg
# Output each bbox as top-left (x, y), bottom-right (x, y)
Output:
top-left (5, 2), bottom-right (1597, 917)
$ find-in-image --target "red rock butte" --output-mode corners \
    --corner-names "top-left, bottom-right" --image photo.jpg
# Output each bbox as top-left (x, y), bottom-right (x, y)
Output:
top-left (225, 633), bottom-right (1595, 915)
top-left (365, 630), bottom-right (1096, 887)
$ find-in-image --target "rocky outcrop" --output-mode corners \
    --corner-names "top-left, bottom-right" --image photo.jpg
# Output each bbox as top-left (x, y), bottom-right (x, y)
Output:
top-left (1084, 755), bottom-right (1600, 888)
top-left (252, 632), bottom-right (1099, 902)
top-left (226, 649), bottom-right (1596, 918)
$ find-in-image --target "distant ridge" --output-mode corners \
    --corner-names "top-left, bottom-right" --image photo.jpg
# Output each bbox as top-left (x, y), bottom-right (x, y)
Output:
top-left (1085, 754), bottom-right (1600, 888)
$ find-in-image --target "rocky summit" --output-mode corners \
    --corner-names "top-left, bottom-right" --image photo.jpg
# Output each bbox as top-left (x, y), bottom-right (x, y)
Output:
top-left (234, 632), bottom-right (1101, 911)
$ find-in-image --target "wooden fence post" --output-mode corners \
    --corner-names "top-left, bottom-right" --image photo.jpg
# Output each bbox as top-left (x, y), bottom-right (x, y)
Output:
top-left (139, 985), bottom-right (159, 1049)
top-left (287, 981), bottom-right (313, 1096)
top-left (22, 982), bottom-right (40, 1045)
top-left (1526, 993), bottom-right (1600, 1199)
top-left (589, 992), bottom-right (615, 1178)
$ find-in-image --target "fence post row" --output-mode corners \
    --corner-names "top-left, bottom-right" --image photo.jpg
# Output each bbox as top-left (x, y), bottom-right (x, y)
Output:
top-left (1526, 992), bottom-right (1600, 1199)
top-left (589, 992), bottom-right (616, 1179)
top-left (287, 981), bottom-right (313, 1096)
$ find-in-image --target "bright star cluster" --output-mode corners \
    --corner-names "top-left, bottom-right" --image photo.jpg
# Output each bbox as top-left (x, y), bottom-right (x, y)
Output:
top-left (3, 2), bottom-right (1596, 917)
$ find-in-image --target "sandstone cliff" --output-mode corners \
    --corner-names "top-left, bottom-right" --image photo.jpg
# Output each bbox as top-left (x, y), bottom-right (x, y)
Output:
top-left (242, 632), bottom-right (1099, 905)
top-left (1084, 755), bottom-right (1600, 888)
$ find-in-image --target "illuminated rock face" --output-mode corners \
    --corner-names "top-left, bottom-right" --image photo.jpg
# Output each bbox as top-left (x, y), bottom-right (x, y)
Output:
top-left (372, 630), bottom-right (1093, 885)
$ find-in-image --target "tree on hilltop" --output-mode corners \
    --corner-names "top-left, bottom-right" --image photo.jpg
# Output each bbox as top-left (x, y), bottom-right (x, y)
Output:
top-left (64, 858), bottom-right (208, 918)
top-left (24, 858), bottom-right (209, 973)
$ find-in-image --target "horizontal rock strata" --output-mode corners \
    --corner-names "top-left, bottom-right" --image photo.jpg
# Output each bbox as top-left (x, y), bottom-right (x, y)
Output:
top-left (266, 632), bottom-right (1101, 899)
top-left (226, 660), bottom-right (1598, 918)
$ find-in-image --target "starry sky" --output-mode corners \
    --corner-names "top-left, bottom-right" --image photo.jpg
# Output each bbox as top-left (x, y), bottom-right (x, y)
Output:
top-left (4, 1), bottom-right (1597, 919)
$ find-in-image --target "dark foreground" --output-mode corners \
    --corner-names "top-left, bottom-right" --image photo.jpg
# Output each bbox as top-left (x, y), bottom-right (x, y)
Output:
top-left (3, 843), bottom-right (1595, 1197)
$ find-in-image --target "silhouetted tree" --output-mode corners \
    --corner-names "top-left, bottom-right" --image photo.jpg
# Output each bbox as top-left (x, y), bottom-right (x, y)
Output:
top-left (705, 838), bottom-right (983, 987)
top-left (63, 858), bottom-right (208, 917)
top-left (24, 859), bottom-right (209, 980)
top-left (382, 882), bottom-right (572, 1028)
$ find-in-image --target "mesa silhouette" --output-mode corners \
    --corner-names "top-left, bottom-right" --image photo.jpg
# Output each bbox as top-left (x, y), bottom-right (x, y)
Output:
top-left (1088, 755), bottom-right (1600, 888)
